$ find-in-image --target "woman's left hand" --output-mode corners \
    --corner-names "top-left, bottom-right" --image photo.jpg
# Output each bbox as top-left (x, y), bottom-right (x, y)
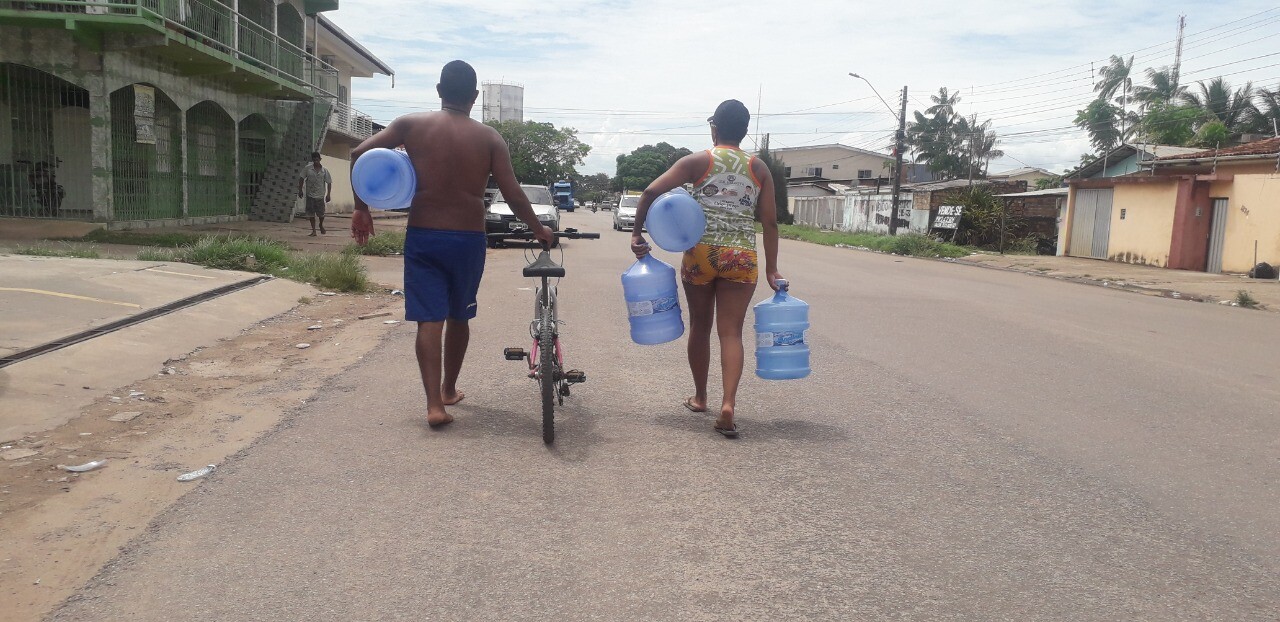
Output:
top-left (766, 271), bottom-right (787, 291)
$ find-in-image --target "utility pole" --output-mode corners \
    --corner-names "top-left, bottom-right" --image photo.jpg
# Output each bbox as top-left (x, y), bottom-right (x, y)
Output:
top-left (890, 85), bottom-right (907, 236)
top-left (1172, 15), bottom-right (1186, 90)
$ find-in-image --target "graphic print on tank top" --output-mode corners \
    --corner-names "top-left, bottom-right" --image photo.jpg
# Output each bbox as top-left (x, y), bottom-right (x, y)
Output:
top-left (694, 147), bottom-right (761, 250)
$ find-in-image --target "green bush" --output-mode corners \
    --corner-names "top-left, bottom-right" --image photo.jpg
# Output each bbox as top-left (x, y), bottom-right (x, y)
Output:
top-left (778, 225), bottom-right (969, 258)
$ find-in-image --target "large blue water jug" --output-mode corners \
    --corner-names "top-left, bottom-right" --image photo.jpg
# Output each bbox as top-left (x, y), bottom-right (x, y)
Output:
top-left (753, 281), bottom-right (810, 380)
top-left (621, 254), bottom-right (684, 345)
top-left (352, 148), bottom-right (415, 209)
top-left (647, 189), bottom-right (706, 252)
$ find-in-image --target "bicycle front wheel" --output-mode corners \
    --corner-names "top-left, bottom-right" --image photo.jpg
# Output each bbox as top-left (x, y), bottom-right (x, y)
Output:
top-left (539, 311), bottom-right (556, 444)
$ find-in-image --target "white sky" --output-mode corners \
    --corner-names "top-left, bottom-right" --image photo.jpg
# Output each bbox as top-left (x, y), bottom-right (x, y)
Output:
top-left (330, 1), bottom-right (1280, 176)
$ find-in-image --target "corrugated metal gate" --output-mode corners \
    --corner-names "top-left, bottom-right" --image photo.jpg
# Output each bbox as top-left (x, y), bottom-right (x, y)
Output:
top-left (1068, 188), bottom-right (1113, 259)
top-left (1206, 198), bottom-right (1229, 274)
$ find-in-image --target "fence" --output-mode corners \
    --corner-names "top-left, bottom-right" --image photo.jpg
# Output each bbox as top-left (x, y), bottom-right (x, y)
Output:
top-left (328, 100), bottom-right (373, 140)
top-left (791, 193), bottom-right (915, 236)
top-left (0, 63), bottom-right (94, 219)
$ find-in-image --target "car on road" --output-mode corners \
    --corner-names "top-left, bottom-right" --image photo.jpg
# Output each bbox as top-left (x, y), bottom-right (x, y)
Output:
top-left (486, 184), bottom-right (561, 247)
top-left (612, 194), bottom-right (644, 231)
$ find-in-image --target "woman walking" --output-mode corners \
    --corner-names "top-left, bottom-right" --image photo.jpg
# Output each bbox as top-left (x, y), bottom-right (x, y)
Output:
top-left (629, 99), bottom-right (783, 438)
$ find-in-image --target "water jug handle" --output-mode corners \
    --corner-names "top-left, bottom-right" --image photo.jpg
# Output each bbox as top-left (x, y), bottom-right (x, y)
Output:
top-left (775, 278), bottom-right (789, 291)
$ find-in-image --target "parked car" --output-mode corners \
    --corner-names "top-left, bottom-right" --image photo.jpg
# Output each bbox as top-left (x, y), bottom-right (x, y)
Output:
top-left (612, 193), bottom-right (644, 231)
top-left (485, 184), bottom-right (561, 247)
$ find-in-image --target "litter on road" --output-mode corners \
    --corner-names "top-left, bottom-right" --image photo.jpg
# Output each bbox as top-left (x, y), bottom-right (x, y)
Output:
top-left (358, 312), bottom-right (392, 320)
top-left (59, 460), bottom-right (106, 473)
top-left (296, 343), bottom-right (311, 349)
top-left (383, 320), bottom-right (399, 325)
top-left (177, 465), bottom-right (216, 482)
top-left (308, 325), bottom-right (323, 330)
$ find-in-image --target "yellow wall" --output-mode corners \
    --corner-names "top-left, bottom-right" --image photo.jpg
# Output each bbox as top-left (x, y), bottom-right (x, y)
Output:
top-left (1213, 174), bottom-right (1280, 273)
top-left (1106, 183), bottom-right (1179, 267)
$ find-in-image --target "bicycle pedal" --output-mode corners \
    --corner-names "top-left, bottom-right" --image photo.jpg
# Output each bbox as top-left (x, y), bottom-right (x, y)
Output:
top-left (504, 347), bottom-right (527, 361)
top-left (564, 370), bottom-right (586, 384)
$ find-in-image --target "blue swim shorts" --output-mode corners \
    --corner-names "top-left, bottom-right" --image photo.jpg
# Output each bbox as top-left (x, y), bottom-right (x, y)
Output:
top-left (403, 227), bottom-right (487, 322)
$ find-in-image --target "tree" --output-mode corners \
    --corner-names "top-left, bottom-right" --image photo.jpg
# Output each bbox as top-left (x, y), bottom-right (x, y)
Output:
top-left (1034, 176), bottom-right (1063, 190)
top-left (1138, 103), bottom-right (1202, 146)
top-left (1191, 120), bottom-right (1231, 148)
top-left (1181, 78), bottom-right (1259, 137)
top-left (1074, 98), bottom-right (1125, 153)
top-left (613, 142), bottom-right (692, 191)
top-left (756, 134), bottom-right (791, 224)
top-left (906, 87), bottom-right (994, 180)
top-left (1254, 85), bottom-right (1280, 135)
top-left (572, 173), bottom-right (612, 203)
top-left (486, 120), bottom-right (591, 186)
top-left (1133, 66), bottom-right (1186, 110)
top-left (1095, 55), bottom-right (1135, 102)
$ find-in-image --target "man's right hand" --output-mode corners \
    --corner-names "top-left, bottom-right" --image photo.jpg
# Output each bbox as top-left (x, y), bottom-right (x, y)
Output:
top-left (533, 225), bottom-right (555, 248)
top-left (351, 208), bottom-right (373, 246)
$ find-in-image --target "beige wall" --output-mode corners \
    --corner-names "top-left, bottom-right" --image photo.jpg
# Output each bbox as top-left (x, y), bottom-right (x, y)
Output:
top-left (1212, 174), bottom-right (1280, 273)
top-left (1107, 183), bottom-right (1179, 267)
top-left (773, 147), bottom-right (891, 181)
top-left (320, 151), bottom-right (354, 214)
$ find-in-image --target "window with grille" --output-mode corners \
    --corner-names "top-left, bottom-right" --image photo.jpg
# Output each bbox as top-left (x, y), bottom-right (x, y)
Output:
top-left (858, 169), bottom-right (873, 179)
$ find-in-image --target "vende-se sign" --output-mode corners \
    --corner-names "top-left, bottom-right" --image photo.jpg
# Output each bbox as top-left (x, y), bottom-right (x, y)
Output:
top-left (933, 205), bottom-right (963, 229)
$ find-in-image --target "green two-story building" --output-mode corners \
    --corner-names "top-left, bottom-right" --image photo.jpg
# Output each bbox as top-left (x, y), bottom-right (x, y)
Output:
top-left (0, 0), bottom-right (390, 227)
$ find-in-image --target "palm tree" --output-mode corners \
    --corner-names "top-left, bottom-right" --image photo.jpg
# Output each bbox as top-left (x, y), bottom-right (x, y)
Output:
top-left (1133, 66), bottom-right (1186, 110)
top-left (1075, 98), bottom-right (1124, 153)
top-left (926, 87), bottom-right (961, 118)
top-left (1252, 85), bottom-right (1280, 135)
top-left (1182, 78), bottom-right (1259, 134)
top-left (1095, 55), bottom-right (1135, 102)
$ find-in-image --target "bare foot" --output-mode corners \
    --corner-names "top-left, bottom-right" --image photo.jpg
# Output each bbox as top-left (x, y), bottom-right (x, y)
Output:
top-left (427, 407), bottom-right (454, 428)
top-left (683, 396), bottom-right (707, 413)
top-left (442, 390), bottom-right (466, 406)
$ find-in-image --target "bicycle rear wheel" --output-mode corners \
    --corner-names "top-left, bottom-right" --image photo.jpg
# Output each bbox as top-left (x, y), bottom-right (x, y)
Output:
top-left (539, 311), bottom-right (556, 444)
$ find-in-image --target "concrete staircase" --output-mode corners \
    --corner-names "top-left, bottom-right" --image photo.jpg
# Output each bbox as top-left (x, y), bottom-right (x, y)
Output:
top-left (248, 99), bottom-right (333, 223)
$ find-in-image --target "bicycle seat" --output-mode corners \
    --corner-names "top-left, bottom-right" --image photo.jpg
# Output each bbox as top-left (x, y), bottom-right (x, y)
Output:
top-left (523, 252), bottom-right (566, 278)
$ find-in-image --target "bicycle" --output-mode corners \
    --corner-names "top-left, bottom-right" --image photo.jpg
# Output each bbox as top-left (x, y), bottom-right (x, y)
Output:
top-left (491, 228), bottom-right (600, 443)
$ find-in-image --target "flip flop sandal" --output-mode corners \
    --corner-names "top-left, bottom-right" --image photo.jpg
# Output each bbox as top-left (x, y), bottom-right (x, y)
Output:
top-left (683, 398), bottom-right (707, 413)
top-left (714, 424), bottom-right (739, 439)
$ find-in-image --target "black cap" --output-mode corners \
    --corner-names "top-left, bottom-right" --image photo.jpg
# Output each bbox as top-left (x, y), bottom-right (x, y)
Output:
top-left (710, 99), bottom-right (750, 141)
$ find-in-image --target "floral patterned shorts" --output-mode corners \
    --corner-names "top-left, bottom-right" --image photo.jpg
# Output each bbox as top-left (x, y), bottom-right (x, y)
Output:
top-left (681, 243), bottom-right (758, 286)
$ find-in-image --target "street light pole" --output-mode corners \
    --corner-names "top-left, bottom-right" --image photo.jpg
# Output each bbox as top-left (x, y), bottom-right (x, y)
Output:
top-left (850, 73), bottom-right (908, 236)
top-left (890, 86), bottom-right (907, 236)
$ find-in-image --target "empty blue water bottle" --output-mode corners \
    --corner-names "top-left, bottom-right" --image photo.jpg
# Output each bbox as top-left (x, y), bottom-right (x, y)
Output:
top-left (351, 148), bottom-right (415, 209)
top-left (621, 254), bottom-right (684, 345)
top-left (753, 280), bottom-right (810, 380)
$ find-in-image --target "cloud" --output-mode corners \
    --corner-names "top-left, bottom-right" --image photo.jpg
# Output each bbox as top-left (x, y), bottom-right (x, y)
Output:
top-left (330, 0), bottom-right (1280, 176)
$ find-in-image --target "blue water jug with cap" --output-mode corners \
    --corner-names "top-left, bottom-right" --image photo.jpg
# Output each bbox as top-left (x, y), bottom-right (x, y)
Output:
top-left (753, 281), bottom-right (810, 379)
top-left (621, 254), bottom-right (683, 345)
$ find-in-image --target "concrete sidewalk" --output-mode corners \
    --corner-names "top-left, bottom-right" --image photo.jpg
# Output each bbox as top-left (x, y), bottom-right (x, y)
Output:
top-left (961, 253), bottom-right (1280, 311)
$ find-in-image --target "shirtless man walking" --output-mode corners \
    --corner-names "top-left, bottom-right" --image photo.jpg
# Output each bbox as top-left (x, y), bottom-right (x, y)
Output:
top-left (350, 60), bottom-right (554, 427)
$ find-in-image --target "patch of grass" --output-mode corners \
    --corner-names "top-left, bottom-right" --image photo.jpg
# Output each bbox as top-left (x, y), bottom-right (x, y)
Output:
top-left (345, 230), bottom-right (405, 256)
top-left (15, 244), bottom-right (101, 259)
top-left (58, 229), bottom-right (205, 248)
top-left (778, 224), bottom-right (970, 259)
top-left (1235, 290), bottom-right (1260, 309)
top-left (298, 296), bottom-right (314, 305)
top-left (133, 234), bottom-right (368, 292)
top-left (284, 252), bottom-right (368, 292)
top-left (182, 235), bottom-right (291, 272)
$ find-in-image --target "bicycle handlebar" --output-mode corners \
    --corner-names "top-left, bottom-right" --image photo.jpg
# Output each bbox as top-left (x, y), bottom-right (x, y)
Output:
top-left (487, 228), bottom-right (600, 240)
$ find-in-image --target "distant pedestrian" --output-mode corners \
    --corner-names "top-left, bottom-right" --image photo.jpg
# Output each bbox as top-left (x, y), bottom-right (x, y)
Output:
top-left (298, 151), bottom-right (332, 236)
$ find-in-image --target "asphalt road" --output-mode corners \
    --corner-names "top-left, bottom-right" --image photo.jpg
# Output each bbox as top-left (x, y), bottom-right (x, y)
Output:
top-left (53, 210), bottom-right (1280, 621)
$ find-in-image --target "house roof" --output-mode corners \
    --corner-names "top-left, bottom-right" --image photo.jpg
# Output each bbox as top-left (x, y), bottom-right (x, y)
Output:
top-left (990, 167), bottom-right (1053, 179)
top-left (768, 143), bottom-right (891, 159)
top-left (997, 188), bottom-right (1069, 197)
top-left (1153, 136), bottom-right (1280, 161)
top-left (318, 15), bottom-right (394, 77)
top-left (1066, 143), bottom-right (1201, 179)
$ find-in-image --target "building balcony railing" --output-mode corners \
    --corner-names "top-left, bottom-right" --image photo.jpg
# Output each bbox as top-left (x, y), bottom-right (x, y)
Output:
top-left (0, 0), bottom-right (339, 99)
top-left (328, 100), bottom-right (373, 141)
